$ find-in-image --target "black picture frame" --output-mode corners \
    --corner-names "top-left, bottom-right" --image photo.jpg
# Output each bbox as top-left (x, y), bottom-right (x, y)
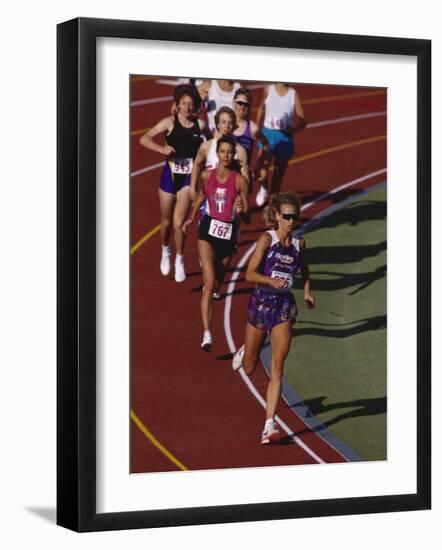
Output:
top-left (57, 17), bottom-right (431, 532)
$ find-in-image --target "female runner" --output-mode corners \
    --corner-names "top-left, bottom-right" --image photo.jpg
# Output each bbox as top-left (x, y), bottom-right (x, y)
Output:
top-left (232, 191), bottom-right (315, 444)
top-left (232, 87), bottom-right (270, 190)
top-left (183, 136), bottom-right (249, 351)
top-left (139, 84), bottom-right (204, 282)
top-left (255, 83), bottom-right (307, 206)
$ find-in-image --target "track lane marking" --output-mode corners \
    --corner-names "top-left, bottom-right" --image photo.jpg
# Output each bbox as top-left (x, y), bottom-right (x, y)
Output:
top-left (130, 410), bottom-right (188, 471)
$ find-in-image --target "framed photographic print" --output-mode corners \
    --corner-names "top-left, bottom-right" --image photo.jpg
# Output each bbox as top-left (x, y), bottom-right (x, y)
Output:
top-left (57, 17), bottom-right (431, 532)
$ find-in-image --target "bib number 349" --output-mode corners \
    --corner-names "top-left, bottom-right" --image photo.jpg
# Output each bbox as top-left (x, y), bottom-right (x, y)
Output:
top-left (208, 219), bottom-right (233, 240)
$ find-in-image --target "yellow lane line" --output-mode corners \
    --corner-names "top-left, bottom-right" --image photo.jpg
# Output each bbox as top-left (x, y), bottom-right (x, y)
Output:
top-left (130, 410), bottom-right (188, 471)
top-left (288, 134), bottom-right (386, 166)
top-left (130, 90), bottom-right (386, 137)
top-left (131, 224), bottom-right (161, 255)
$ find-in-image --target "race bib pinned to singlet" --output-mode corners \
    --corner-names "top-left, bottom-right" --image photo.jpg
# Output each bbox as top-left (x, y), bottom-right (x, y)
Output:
top-left (170, 158), bottom-right (193, 175)
top-left (270, 269), bottom-right (293, 289)
top-left (265, 116), bottom-right (289, 131)
top-left (208, 219), bottom-right (233, 240)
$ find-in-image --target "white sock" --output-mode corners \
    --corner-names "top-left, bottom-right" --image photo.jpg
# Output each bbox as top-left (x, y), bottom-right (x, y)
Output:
top-left (175, 253), bottom-right (184, 265)
top-left (162, 245), bottom-right (171, 256)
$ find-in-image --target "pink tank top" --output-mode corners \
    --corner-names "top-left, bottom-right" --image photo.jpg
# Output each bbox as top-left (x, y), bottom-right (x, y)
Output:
top-left (205, 169), bottom-right (238, 222)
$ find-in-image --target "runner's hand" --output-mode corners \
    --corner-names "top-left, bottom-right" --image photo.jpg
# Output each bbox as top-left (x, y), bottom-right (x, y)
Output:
top-left (235, 195), bottom-right (244, 214)
top-left (161, 145), bottom-right (176, 156)
top-left (182, 217), bottom-right (193, 233)
top-left (269, 277), bottom-right (287, 290)
top-left (304, 294), bottom-right (315, 309)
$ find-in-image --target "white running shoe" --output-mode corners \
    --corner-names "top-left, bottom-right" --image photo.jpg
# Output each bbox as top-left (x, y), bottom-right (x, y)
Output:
top-left (212, 291), bottom-right (221, 300)
top-left (255, 185), bottom-right (269, 207)
top-left (174, 257), bottom-right (186, 283)
top-left (160, 249), bottom-right (171, 276)
top-left (201, 330), bottom-right (213, 352)
top-left (261, 418), bottom-right (282, 445)
top-left (232, 344), bottom-right (245, 371)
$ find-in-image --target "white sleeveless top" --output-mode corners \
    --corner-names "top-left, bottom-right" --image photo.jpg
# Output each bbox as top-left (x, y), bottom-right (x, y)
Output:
top-left (207, 80), bottom-right (241, 133)
top-left (205, 138), bottom-right (218, 171)
top-left (263, 85), bottom-right (295, 131)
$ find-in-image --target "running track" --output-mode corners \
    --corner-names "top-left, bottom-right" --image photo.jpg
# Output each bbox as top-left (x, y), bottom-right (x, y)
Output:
top-left (130, 77), bottom-right (387, 473)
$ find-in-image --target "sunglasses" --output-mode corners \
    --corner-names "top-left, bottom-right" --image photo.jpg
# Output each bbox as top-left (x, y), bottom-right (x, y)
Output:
top-left (235, 100), bottom-right (250, 107)
top-left (281, 213), bottom-right (298, 221)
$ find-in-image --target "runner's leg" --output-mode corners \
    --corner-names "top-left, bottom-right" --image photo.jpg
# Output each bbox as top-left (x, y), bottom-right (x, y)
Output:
top-left (266, 321), bottom-right (292, 419)
top-left (198, 239), bottom-right (216, 331)
top-left (243, 322), bottom-right (267, 376)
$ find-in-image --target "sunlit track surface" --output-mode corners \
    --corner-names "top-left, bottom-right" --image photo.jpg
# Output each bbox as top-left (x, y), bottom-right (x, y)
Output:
top-left (130, 76), bottom-right (386, 473)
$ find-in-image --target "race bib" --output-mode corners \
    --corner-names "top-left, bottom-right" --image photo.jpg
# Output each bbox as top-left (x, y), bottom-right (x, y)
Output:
top-left (208, 219), bottom-right (233, 240)
top-left (270, 269), bottom-right (293, 289)
top-left (265, 115), bottom-right (289, 130)
top-left (170, 158), bottom-right (193, 175)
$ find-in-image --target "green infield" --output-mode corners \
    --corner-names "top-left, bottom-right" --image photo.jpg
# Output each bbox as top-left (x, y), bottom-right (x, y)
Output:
top-left (287, 184), bottom-right (387, 461)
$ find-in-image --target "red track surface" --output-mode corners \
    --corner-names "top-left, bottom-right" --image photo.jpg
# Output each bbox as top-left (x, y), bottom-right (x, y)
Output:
top-left (130, 77), bottom-right (386, 473)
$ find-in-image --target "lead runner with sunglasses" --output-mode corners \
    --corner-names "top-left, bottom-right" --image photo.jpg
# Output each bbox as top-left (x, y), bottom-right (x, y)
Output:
top-left (232, 191), bottom-right (315, 444)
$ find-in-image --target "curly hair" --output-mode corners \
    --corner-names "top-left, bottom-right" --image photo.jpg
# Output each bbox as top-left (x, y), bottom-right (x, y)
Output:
top-left (173, 84), bottom-right (201, 112)
top-left (263, 191), bottom-right (301, 229)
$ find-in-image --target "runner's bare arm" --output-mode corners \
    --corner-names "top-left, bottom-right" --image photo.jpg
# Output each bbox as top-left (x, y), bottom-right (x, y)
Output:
top-left (183, 172), bottom-right (208, 232)
top-left (189, 141), bottom-right (209, 201)
top-left (235, 143), bottom-right (250, 182)
top-left (292, 92), bottom-right (307, 133)
top-left (251, 122), bottom-right (270, 183)
top-left (246, 233), bottom-right (286, 289)
top-left (299, 238), bottom-right (315, 308)
top-left (139, 116), bottom-right (175, 155)
top-left (236, 174), bottom-right (250, 224)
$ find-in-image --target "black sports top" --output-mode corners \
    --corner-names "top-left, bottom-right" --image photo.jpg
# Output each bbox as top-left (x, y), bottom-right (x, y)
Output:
top-left (166, 116), bottom-right (202, 159)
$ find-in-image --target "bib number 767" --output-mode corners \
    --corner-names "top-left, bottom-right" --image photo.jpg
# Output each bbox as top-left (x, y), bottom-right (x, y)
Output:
top-left (208, 219), bottom-right (233, 240)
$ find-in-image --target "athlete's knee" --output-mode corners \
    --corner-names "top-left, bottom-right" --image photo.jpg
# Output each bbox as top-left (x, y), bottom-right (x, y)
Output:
top-left (243, 353), bottom-right (259, 376)
top-left (203, 278), bottom-right (216, 294)
top-left (173, 219), bottom-right (184, 232)
top-left (161, 218), bottom-right (172, 229)
top-left (270, 361), bottom-right (284, 380)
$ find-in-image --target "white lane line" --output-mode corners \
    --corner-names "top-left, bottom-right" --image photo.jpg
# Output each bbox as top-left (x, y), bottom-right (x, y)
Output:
top-left (307, 111), bottom-right (386, 129)
top-left (131, 95), bottom-right (173, 107)
top-left (131, 161), bottom-right (165, 178)
top-left (131, 112), bottom-right (387, 179)
top-left (224, 169), bottom-right (386, 462)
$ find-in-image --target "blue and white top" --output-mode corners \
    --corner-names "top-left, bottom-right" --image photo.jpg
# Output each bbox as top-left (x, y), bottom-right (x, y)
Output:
top-left (257, 229), bottom-right (301, 293)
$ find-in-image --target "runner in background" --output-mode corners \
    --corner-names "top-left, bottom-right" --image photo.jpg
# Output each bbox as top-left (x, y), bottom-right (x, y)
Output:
top-left (183, 136), bottom-right (249, 352)
top-left (139, 84), bottom-right (205, 282)
top-left (232, 87), bottom-right (270, 194)
top-left (232, 191), bottom-right (315, 444)
top-left (255, 83), bottom-right (307, 206)
top-left (198, 80), bottom-right (241, 135)
top-left (190, 107), bottom-right (249, 299)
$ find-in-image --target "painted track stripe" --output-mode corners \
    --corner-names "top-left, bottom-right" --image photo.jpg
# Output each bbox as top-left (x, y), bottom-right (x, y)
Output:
top-left (130, 410), bottom-right (188, 471)
top-left (307, 111), bottom-right (386, 129)
top-left (131, 95), bottom-right (173, 107)
top-left (131, 161), bottom-right (165, 178)
top-left (290, 135), bottom-right (386, 166)
top-left (131, 224), bottom-right (161, 255)
top-left (224, 169), bottom-right (386, 461)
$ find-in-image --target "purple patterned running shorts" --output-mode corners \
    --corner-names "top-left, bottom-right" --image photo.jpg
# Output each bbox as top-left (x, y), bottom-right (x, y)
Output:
top-left (247, 287), bottom-right (297, 334)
